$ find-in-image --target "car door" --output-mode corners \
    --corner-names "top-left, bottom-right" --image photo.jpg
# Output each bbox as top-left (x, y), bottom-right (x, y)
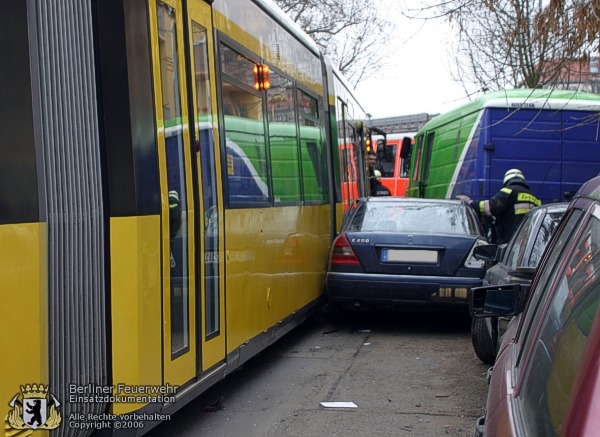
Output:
top-left (509, 205), bottom-right (599, 435)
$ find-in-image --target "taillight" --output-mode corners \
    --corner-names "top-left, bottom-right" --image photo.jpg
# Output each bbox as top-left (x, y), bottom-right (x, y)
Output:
top-left (330, 234), bottom-right (360, 265)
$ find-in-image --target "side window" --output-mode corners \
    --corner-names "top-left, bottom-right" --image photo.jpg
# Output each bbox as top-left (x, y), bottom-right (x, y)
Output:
top-left (422, 132), bottom-right (435, 181)
top-left (528, 210), bottom-right (565, 267)
top-left (191, 21), bottom-right (220, 338)
top-left (504, 213), bottom-right (535, 270)
top-left (220, 43), bottom-right (269, 206)
top-left (157, 0), bottom-right (190, 356)
top-left (298, 89), bottom-right (326, 202)
top-left (267, 70), bottom-right (301, 204)
top-left (516, 209), bottom-right (583, 353)
top-left (412, 135), bottom-right (423, 182)
top-left (337, 100), bottom-right (353, 182)
top-left (518, 207), bottom-right (600, 436)
top-left (377, 140), bottom-right (394, 177)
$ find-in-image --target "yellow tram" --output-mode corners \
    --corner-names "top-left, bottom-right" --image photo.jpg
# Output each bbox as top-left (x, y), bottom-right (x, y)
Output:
top-left (0, 0), bottom-right (368, 435)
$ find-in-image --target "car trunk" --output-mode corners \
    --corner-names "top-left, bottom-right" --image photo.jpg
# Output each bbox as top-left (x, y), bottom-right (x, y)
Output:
top-left (346, 232), bottom-right (477, 276)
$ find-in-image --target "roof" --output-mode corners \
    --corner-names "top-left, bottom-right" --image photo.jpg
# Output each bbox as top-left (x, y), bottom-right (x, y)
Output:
top-left (364, 197), bottom-right (463, 205)
top-left (419, 88), bottom-right (600, 132)
top-left (573, 175), bottom-right (600, 200)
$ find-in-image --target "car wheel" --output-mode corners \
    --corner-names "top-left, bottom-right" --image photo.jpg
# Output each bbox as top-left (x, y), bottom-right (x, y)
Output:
top-left (471, 317), bottom-right (496, 364)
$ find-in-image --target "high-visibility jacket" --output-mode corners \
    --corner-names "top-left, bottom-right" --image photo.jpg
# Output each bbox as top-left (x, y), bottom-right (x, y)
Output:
top-left (471, 178), bottom-right (541, 244)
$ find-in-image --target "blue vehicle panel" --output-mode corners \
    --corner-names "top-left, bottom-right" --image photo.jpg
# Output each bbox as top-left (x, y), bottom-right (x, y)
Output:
top-left (410, 89), bottom-right (600, 206)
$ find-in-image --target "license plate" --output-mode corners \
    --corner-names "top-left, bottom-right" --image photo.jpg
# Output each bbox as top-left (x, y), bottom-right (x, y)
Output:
top-left (383, 249), bottom-right (437, 263)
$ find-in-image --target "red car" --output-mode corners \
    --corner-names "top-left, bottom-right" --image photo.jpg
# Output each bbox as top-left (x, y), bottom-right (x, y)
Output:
top-left (471, 175), bottom-right (600, 437)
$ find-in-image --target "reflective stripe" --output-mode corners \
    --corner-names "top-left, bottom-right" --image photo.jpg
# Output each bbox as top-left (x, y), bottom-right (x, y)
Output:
top-left (517, 192), bottom-right (541, 206)
top-left (481, 200), bottom-right (492, 216)
top-left (514, 202), bottom-right (536, 215)
top-left (501, 187), bottom-right (513, 194)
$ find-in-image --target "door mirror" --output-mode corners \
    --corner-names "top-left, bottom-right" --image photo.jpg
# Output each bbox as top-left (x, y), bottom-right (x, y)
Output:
top-left (470, 284), bottom-right (525, 317)
top-left (473, 244), bottom-right (500, 262)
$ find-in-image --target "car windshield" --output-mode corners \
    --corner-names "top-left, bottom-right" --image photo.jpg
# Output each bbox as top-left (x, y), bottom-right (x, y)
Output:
top-left (346, 201), bottom-right (481, 236)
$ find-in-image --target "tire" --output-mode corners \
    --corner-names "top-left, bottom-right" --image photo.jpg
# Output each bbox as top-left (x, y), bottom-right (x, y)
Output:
top-left (471, 317), bottom-right (497, 364)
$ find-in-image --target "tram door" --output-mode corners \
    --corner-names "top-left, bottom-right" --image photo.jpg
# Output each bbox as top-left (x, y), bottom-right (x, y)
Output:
top-left (151, 0), bottom-right (225, 386)
top-left (151, 0), bottom-right (199, 386)
top-left (185, 2), bottom-right (226, 372)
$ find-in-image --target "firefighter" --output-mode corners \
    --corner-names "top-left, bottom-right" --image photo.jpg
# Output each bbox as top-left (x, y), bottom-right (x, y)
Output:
top-left (458, 169), bottom-right (541, 244)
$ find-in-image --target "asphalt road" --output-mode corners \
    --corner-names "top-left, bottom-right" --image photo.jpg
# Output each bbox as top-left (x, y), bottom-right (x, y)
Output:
top-left (147, 308), bottom-right (490, 437)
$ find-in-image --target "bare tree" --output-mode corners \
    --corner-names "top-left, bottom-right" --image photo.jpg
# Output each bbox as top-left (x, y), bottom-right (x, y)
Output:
top-left (405, 0), bottom-right (598, 95)
top-left (274, 0), bottom-right (396, 87)
top-left (538, 0), bottom-right (600, 55)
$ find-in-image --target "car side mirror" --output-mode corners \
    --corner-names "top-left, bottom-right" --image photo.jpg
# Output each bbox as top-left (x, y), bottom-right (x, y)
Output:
top-left (473, 244), bottom-right (500, 262)
top-left (470, 284), bottom-right (525, 317)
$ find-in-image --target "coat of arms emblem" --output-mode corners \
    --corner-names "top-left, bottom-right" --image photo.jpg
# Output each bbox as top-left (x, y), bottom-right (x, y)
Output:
top-left (7, 384), bottom-right (62, 430)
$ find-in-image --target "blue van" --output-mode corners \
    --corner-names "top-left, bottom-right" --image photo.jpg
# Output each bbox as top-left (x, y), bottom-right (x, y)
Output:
top-left (407, 89), bottom-right (600, 205)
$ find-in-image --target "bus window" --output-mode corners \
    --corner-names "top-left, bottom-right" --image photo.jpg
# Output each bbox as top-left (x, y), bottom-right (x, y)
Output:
top-left (377, 139), bottom-right (395, 177)
top-left (400, 136), bottom-right (412, 178)
top-left (367, 135), bottom-right (413, 197)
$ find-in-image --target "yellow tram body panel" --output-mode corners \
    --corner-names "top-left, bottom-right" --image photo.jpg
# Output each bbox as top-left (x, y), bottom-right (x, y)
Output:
top-left (224, 205), bottom-right (330, 352)
top-left (109, 216), bottom-right (162, 415)
top-left (0, 223), bottom-right (48, 432)
top-left (0, 0), bottom-right (367, 433)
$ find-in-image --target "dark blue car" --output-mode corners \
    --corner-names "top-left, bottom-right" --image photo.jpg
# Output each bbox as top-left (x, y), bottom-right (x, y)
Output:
top-left (326, 197), bottom-right (489, 310)
top-left (470, 202), bottom-right (568, 364)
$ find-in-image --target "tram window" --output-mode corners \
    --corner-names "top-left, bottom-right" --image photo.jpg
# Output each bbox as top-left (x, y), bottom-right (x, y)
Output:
top-left (221, 44), bottom-right (255, 89)
top-left (157, 0), bottom-right (190, 357)
top-left (191, 21), bottom-right (220, 338)
top-left (267, 70), bottom-right (301, 203)
top-left (220, 44), bottom-right (269, 206)
top-left (335, 98), bottom-right (361, 205)
top-left (298, 90), bottom-right (326, 202)
top-left (192, 23), bottom-right (211, 118)
top-left (341, 147), bottom-right (354, 183)
top-left (338, 100), bottom-right (350, 183)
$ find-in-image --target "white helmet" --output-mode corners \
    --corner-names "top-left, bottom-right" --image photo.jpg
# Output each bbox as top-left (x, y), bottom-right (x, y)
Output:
top-left (503, 168), bottom-right (525, 184)
top-left (374, 169), bottom-right (382, 180)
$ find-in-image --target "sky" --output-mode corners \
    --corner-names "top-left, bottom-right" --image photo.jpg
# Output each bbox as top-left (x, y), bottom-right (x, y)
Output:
top-left (354, 2), bottom-right (475, 119)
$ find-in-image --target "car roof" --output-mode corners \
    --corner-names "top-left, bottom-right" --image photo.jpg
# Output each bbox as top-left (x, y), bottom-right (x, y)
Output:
top-left (517, 201), bottom-right (569, 239)
top-left (529, 201), bottom-right (569, 214)
top-left (364, 197), bottom-right (463, 205)
top-left (574, 175), bottom-right (600, 200)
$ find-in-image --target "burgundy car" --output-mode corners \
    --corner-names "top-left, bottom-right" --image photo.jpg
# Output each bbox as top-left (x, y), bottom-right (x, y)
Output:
top-left (471, 175), bottom-right (600, 436)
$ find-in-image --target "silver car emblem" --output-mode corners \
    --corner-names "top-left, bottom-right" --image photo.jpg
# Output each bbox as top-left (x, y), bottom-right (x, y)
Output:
top-left (407, 235), bottom-right (414, 244)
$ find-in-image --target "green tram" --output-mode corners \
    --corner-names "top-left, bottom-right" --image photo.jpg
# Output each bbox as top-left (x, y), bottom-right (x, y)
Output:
top-left (406, 89), bottom-right (600, 204)
top-left (0, 0), bottom-right (368, 435)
